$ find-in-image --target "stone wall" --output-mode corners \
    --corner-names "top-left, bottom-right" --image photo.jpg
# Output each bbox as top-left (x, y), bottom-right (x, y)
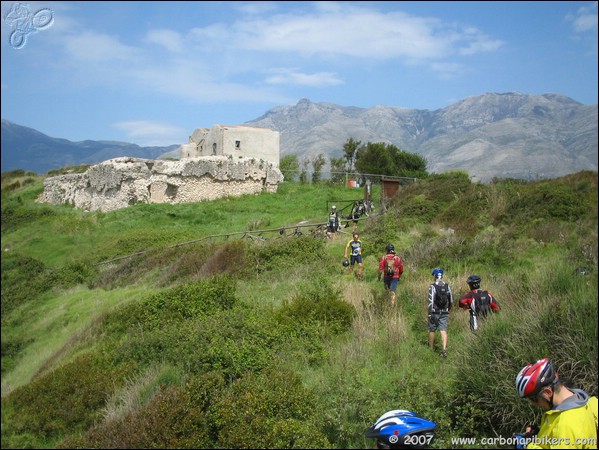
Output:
top-left (37, 156), bottom-right (284, 212)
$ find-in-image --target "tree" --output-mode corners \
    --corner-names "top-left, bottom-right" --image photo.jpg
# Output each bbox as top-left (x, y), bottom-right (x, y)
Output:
top-left (343, 137), bottom-right (361, 173)
top-left (355, 142), bottom-right (427, 178)
top-left (329, 157), bottom-right (345, 183)
top-left (311, 154), bottom-right (326, 184)
top-left (299, 158), bottom-right (309, 184)
top-left (280, 154), bottom-right (299, 182)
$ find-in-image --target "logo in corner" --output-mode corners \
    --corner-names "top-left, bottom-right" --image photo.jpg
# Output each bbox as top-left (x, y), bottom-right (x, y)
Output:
top-left (4, 3), bottom-right (54, 49)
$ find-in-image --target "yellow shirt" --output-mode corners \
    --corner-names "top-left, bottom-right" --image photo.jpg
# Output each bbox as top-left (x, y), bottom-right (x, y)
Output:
top-left (527, 392), bottom-right (598, 449)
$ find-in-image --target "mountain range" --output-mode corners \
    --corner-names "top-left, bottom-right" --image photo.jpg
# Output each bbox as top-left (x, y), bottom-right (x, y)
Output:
top-left (0, 119), bottom-right (179, 175)
top-left (2, 92), bottom-right (597, 181)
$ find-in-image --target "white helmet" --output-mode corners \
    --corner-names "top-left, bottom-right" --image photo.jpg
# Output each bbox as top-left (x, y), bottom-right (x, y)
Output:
top-left (332, 205), bottom-right (337, 209)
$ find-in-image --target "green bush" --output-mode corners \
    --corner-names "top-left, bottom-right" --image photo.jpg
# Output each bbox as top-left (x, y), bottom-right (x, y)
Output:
top-left (248, 236), bottom-right (326, 274)
top-left (1, 253), bottom-right (49, 318)
top-left (159, 307), bottom-right (282, 378)
top-left (58, 372), bottom-right (226, 449)
top-left (509, 183), bottom-right (587, 222)
top-left (1, 352), bottom-right (136, 448)
top-left (1, 202), bottom-right (56, 233)
top-left (212, 368), bottom-right (332, 448)
top-left (276, 277), bottom-right (356, 336)
top-left (105, 275), bottom-right (237, 333)
top-left (48, 261), bottom-right (98, 288)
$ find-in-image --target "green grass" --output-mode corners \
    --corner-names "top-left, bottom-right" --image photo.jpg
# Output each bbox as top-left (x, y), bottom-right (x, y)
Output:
top-left (1, 171), bottom-right (597, 449)
top-left (1, 285), bottom-right (153, 396)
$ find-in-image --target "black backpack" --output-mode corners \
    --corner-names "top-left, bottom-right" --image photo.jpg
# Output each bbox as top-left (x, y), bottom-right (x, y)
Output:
top-left (473, 290), bottom-right (491, 318)
top-left (433, 282), bottom-right (450, 310)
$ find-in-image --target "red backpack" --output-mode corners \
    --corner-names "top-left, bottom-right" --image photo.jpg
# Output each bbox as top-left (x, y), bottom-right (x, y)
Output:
top-left (384, 255), bottom-right (396, 276)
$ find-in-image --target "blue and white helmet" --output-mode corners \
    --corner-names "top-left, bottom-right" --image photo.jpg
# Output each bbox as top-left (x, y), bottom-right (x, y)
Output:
top-left (365, 410), bottom-right (437, 449)
top-left (432, 268), bottom-right (444, 278)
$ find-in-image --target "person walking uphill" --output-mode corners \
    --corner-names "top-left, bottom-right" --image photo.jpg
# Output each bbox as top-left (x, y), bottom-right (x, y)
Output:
top-left (458, 274), bottom-right (500, 331)
top-left (378, 244), bottom-right (404, 306)
top-left (428, 268), bottom-right (453, 358)
top-left (344, 232), bottom-right (364, 280)
top-left (514, 357), bottom-right (598, 449)
top-left (326, 205), bottom-right (340, 239)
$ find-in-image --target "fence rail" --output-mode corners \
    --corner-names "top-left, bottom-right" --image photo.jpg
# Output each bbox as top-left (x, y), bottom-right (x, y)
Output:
top-left (96, 216), bottom-right (371, 266)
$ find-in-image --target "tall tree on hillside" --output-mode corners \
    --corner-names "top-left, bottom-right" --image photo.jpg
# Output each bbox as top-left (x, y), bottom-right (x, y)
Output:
top-left (329, 156), bottom-right (345, 183)
top-left (299, 158), bottom-right (309, 184)
top-left (355, 142), bottom-right (428, 178)
top-left (311, 153), bottom-right (326, 184)
top-left (343, 138), bottom-right (361, 173)
top-left (280, 154), bottom-right (299, 182)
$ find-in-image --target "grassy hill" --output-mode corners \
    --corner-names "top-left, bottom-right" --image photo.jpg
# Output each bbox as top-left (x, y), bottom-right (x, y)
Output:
top-left (1, 169), bottom-right (597, 449)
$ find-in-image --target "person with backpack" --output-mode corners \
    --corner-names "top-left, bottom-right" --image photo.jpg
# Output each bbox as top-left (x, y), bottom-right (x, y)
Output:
top-left (343, 232), bottom-right (364, 280)
top-left (326, 205), bottom-right (340, 238)
top-left (513, 357), bottom-right (598, 449)
top-left (458, 274), bottom-right (500, 331)
top-left (378, 244), bottom-right (404, 306)
top-left (428, 268), bottom-right (453, 358)
top-left (348, 200), bottom-right (365, 233)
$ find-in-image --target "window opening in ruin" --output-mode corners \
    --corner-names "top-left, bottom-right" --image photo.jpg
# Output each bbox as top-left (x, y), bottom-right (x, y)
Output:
top-left (212, 143), bottom-right (217, 155)
top-left (235, 140), bottom-right (241, 149)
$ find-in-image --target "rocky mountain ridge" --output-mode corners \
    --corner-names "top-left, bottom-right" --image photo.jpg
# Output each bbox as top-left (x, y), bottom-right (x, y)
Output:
top-left (245, 92), bottom-right (597, 181)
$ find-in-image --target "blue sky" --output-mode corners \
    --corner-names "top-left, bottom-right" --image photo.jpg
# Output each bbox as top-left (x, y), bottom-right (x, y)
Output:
top-left (1, 1), bottom-right (597, 147)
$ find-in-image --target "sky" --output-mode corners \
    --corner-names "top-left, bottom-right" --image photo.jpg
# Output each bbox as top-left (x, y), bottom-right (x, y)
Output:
top-left (1, 1), bottom-right (597, 147)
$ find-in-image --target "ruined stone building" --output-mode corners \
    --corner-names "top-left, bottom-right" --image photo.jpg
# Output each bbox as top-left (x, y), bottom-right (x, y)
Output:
top-left (38, 125), bottom-right (283, 212)
top-left (179, 125), bottom-right (280, 167)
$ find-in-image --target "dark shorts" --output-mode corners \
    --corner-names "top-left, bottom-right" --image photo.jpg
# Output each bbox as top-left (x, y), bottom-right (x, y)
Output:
top-left (350, 255), bottom-right (363, 265)
top-left (384, 277), bottom-right (398, 292)
top-left (428, 313), bottom-right (449, 332)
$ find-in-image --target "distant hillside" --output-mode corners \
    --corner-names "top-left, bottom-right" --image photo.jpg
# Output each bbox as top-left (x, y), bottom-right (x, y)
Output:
top-left (245, 93), bottom-right (598, 182)
top-left (0, 119), bottom-right (178, 174)
top-left (2, 92), bottom-right (597, 180)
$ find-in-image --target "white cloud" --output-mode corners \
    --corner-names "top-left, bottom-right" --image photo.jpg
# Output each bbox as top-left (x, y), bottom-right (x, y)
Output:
top-left (428, 61), bottom-right (466, 80)
top-left (144, 29), bottom-right (184, 53)
top-left (566, 2), bottom-right (598, 33)
top-left (264, 68), bottom-right (343, 87)
top-left (112, 120), bottom-right (187, 146)
top-left (192, 5), bottom-right (504, 62)
top-left (62, 30), bottom-right (141, 63)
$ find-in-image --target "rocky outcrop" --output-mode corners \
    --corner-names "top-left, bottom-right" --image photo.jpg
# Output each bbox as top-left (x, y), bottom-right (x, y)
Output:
top-left (37, 156), bottom-right (284, 212)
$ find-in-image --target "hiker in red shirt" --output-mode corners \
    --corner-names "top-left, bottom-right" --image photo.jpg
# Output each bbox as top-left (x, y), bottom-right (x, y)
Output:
top-left (378, 244), bottom-right (404, 306)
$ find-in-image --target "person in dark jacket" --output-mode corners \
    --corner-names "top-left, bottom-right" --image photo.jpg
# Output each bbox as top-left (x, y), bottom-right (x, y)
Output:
top-left (428, 268), bottom-right (453, 358)
top-left (458, 274), bottom-right (500, 331)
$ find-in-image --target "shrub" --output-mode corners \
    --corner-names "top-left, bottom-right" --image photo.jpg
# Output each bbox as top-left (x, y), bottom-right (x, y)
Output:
top-left (165, 306), bottom-right (283, 378)
top-left (276, 277), bottom-right (356, 336)
top-left (47, 261), bottom-right (98, 288)
top-left (248, 236), bottom-right (326, 274)
top-left (212, 368), bottom-right (332, 448)
top-left (509, 182), bottom-right (587, 222)
top-left (58, 371), bottom-right (225, 449)
top-left (1, 253), bottom-right (49, 318)
top-left (105, 275), bottom-right (238, 333)
top-left (1, 352), bottom-right (136, 447)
